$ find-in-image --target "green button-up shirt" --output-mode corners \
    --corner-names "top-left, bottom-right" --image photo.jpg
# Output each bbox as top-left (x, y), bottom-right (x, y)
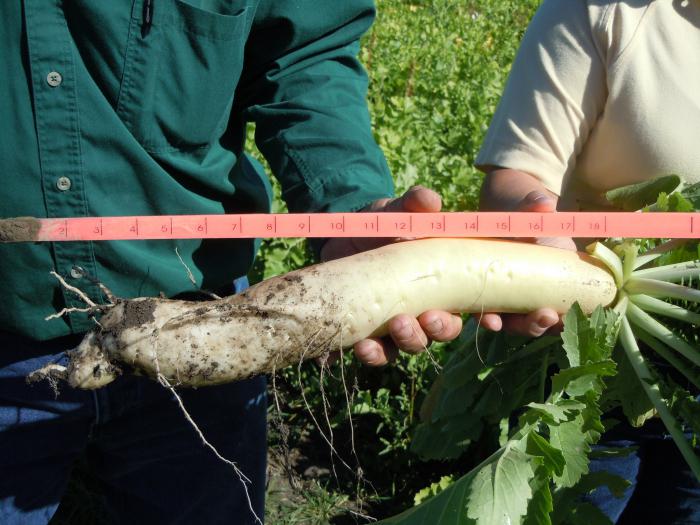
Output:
top-left (0, 0), bottom-right (393, 340)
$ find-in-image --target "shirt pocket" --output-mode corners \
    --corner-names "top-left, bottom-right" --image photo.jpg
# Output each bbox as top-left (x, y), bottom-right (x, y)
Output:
top-left (117, 0), bottom-right (251, 152)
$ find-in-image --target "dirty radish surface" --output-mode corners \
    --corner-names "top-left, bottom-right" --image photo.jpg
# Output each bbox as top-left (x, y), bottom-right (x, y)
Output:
top-left (31, 238), bottom-right (617, 389)
top-left (0, 217), bottom-right (41, 243)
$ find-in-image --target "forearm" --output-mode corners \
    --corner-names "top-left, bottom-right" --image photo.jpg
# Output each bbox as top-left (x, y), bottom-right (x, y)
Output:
top-left (237, 2), bottom-right (392, 216)
top-left (479, 167), bottom-right (559, 211)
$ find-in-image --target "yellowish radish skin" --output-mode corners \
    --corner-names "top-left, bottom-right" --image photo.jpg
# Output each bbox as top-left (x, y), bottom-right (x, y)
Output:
top-left (47, 238), bottom-right (617, 389)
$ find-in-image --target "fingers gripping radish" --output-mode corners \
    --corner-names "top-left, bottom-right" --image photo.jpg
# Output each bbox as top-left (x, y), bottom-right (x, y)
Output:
top-left (31, 238), bottom-right (617, 389)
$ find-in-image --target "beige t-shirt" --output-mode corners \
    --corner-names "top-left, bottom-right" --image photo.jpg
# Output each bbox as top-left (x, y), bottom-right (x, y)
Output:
top-left (476, 0), bottom-right (700, 211)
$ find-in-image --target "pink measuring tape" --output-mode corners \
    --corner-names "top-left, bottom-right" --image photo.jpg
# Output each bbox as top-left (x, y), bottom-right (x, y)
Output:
top-left (5, 212), bottom-right (698, 242)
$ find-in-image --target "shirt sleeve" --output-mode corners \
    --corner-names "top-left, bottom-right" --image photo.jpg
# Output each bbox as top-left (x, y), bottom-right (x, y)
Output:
top-left (234, 1), bottom-right (394, 214)
top-left (476, 0), bottom-right (608, 196)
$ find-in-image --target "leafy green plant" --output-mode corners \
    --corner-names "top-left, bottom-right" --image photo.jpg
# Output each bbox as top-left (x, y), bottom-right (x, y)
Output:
top-left (363, 0), bottom-right (539, 211)
top-left (379, 180), bottom-right (700, 524)
top-left (413, 475), bottom-right (455, 506)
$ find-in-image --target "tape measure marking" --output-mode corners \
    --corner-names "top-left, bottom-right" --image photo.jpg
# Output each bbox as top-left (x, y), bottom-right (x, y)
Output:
top-left (14, 211), bottom-right (698, 242)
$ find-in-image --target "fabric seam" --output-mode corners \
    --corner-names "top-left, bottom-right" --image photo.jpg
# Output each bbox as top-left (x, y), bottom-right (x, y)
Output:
top-left (608, 1), bottom-right (656, 73)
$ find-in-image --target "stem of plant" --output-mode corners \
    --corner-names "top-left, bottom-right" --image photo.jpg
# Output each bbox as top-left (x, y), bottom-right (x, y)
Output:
top-left (629, 294), bottom-right (700, 325)
top-left (626, 302), bottom-right (700, 368)
top-left (589, 242), bottom-right (624, 289)
top-left (635, 329), bottom-right (700, 390)
top-left (619, 316), bottom-right (700, 481)
top-left (625, 278), bottom-right (700, 303)
top-left (632, 260), bottom-right (700, 282)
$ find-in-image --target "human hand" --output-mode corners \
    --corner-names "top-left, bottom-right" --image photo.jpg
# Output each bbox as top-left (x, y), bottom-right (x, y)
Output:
top-left (320, 186), bottom-right (463, 366)
top-left (477, 190), bottom-right (576, 336)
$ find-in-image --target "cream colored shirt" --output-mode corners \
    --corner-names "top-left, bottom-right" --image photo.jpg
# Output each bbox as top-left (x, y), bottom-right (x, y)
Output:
top-left (477, 0), bottom-right (700, 211)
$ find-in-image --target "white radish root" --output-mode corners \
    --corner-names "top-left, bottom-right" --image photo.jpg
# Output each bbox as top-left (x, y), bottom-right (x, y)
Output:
top-left (30, 238), bottom-right (617, 389)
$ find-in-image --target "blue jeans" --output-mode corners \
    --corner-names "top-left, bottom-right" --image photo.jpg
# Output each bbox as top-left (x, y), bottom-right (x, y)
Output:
top-left (587, 417), bottom-right (700, 524)
top-left (0, 282), bottom-right (267, 524)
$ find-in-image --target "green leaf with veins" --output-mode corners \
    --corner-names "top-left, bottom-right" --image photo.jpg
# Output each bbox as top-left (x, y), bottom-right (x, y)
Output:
top-left (523, 469), bottom-right (553, 525)
top-left (657, 181), bottom-right (700, 212)
top-left (548, 412), bottom-right (598, 489)
top-left (526, 432), bottom-right (566, 477)
top-left (659, 375), bottom-right (700, 436)
top-left (603, 345), bottom-right (656, 427)
top-left (434, 377), bottom-right (483, 419)
top-left (561, 305), bottom-right (585, 367)
top-left (551, 471), bottom-right (629, 525)
top-left (561, 305), bottom-right (617, 367)
top-left (379, 442), bottom-right (538, 525)
top-left (413, 476), bottom-right (455, 506)
top-left (524, 401), bottom-right (585, 426)
top-left (605, 174), bottom-right (681, 210)
top-left (678, 181), bottom-right (700, 209)
top-left (399, 306), bottom-right (616, 524)
top-left (550, 362), bottom-right (616, 398)
top-left (466, 443), bottom-right (537, 525)
top-left (412, 322), bottom-right (550, 461)
top-left (668, 192), bottom-right (695, 212)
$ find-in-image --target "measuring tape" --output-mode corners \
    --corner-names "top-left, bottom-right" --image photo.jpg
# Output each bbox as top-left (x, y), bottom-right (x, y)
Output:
top-left (4, 212), bottom-right (697, 242)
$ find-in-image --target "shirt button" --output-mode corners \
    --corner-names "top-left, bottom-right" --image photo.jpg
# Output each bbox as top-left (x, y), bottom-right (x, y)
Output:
top-left (70, 266), bottom-right (84, 279)
top-left (56, 176), bottom-right (72, 191)
top-left (46, 71), bottom-right (63, 87)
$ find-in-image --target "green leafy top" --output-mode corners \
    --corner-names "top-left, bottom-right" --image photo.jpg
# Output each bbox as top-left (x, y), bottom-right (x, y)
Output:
top-left (384, 176), bottom-right (700, 525)
top-left (604, 174), bottom-right (681, 211)
top-left (384, 306), bottom-right (621, 525)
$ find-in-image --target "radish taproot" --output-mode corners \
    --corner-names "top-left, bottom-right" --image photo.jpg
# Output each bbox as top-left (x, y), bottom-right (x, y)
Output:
top-left (30, 238), bottom-right (618, 389)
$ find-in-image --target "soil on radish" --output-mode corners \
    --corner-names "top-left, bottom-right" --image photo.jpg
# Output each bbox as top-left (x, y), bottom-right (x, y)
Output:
top-left (0, 217), bottom-right (41, 243)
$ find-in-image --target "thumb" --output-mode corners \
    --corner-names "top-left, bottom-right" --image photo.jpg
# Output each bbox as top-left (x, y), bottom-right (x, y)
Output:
top-left (517, 191), bottom-right (576, 251)
top-left (517, 190), bottom-right (557, 213)
top-left (378, 185), bottom-right (442, 213)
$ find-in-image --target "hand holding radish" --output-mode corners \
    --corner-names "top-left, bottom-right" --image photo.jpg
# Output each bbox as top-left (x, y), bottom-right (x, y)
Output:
top-left (478, 169), bottom-right (576, 336)
top-left (321, 186), bottom-right (463, 366)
